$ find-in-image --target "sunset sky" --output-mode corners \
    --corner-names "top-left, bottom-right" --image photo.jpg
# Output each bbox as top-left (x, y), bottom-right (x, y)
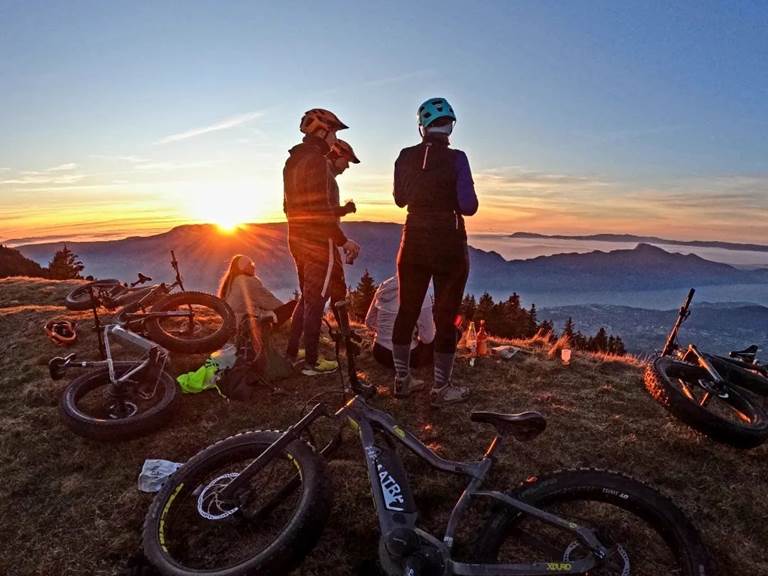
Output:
top-left (1, 1), bottom-right (766, 245)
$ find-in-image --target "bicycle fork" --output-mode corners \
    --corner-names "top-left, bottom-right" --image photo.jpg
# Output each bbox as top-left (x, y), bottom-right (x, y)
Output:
top-left (686, 344), bottom-right (730, 404)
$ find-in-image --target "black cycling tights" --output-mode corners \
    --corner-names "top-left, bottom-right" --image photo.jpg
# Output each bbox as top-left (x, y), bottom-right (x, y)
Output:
top-left (392, 249), bottom-right (469, 355)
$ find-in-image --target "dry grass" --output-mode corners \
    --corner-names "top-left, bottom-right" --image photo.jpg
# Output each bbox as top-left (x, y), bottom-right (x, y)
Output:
top-left (1, 278), bottom-right (766, 575)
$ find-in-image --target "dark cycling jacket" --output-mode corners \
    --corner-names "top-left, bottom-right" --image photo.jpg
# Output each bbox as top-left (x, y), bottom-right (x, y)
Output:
top-left (283, 135), bottom-right (347, 246)
top-left (393, 134), bottom-right (478, 238)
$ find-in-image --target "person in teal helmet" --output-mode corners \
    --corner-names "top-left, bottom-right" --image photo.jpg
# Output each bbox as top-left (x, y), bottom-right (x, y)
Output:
top-left (391, 97), bottom-right (478, 406)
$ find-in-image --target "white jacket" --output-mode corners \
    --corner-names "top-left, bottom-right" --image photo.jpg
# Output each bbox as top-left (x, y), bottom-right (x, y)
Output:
top-left (364, 276), bottom-right (435, 351)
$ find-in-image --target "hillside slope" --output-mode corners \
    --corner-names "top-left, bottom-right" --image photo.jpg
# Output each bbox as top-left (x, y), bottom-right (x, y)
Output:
top-left (0, 278), bottom-right (766, 575)
top-left (540, 301), bottom-right (768, 354)
top-left (16, 223), bottom-right (768, 299)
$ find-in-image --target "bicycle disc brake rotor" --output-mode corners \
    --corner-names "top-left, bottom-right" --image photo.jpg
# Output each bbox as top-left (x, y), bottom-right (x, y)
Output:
top-left (197, 473), bottom-right (240, 520)
top-left (564, 541), bottom-right (630, 576)
top-left (107, 401), bottom-right (138, 419)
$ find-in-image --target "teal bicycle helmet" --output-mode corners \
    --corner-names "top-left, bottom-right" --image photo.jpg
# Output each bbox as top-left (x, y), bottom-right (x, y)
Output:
top-left (417, 97), bottom-right (456, 128)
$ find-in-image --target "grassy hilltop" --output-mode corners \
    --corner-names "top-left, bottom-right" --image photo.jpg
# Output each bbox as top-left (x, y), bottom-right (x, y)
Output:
top-left (0, 277), bottom-right (765, 575)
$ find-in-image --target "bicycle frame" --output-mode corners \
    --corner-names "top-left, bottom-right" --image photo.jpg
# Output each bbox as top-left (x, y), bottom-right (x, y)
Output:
top-left (219, 395), bottom-right (610, 576)
top-left (49, 322), bottom-right (168, 397)
top-left (660, 289), bottom-right (768, 400)
top-left (662, 288), bottom-right (695, 356)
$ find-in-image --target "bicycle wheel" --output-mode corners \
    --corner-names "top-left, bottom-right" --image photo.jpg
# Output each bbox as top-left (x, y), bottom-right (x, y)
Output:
top-left (474, 469), bottom-right (714, 576)
top-left (645, 355), bottom-right (768, 448)
top-left (115, 288), bottom-right (167, 332)
top-left (708, 355), bottom-right (768, 396)
top-left (145, 291), bottom-right (236, 354)
top-left (59, 361), bottom-right (178, 441)
top-left (64, 279), bottom-right (122, 310)
top-left (142, 430), bottom-right (331, 576)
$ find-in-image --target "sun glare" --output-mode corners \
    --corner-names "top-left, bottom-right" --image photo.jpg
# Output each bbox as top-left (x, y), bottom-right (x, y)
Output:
top-left (183, 188), bottom-right (257, 232)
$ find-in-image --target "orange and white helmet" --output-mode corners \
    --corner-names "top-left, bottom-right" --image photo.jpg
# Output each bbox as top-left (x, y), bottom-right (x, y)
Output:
top-left (300, 108), bottom-right (348, 137)
top-left (45, 319), bottom-right (77, 346)
top-left (328, 139), bottom-right (360, 164)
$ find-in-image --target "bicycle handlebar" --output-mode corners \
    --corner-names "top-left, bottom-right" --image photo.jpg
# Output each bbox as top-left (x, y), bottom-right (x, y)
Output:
top-left (661, 288), bottom-right (696, 356)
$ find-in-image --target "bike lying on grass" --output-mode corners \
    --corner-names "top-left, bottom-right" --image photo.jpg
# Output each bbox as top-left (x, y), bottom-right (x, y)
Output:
top-left (142, 314), bottom-right (712, 576)
top-left (49, 317), bottom-right (178, 441)
top-left (645, 288), bottom-right (768, 449)
top-left (64, 251), bottom-right (235, 354)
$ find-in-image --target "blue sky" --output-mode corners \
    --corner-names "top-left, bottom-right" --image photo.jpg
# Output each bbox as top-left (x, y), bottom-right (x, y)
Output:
top-left (1, 1), bottom-right (766, 243)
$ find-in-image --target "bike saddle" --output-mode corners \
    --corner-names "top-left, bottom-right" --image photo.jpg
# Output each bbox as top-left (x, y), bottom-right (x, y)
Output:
top-left (470, 410), bottom-right (546, 441)
top-left (131, 273), bottom-right (153, 287)
top-left (730, 344), bottom-right (759, 363)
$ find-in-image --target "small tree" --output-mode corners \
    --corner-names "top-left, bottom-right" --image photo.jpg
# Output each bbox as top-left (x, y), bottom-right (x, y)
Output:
top-left (526, 303), bottom-right (539, 337)
top-left (539, 319), bottom-right (556, 338)
top-left (460, 294), bottom-right (477, 322)
top-left (47, 245), bottom-right (84, 279)
top-left (475, 292), bottom-right (495, 321)
top-left (351, 269), bottom-right (377, 320)
top-left (611, 335), bottom-right (627, 355)
top-left (590, 327), bottom-right (609, 352)
top-left (563, 317), bottom-right (575, 340)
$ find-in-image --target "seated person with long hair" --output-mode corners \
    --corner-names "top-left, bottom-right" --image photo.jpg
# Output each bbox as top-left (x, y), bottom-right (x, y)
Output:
top-left (218, 255), bottom-right (297, 326)
top-left (365, 276), bottom-right (434, 369)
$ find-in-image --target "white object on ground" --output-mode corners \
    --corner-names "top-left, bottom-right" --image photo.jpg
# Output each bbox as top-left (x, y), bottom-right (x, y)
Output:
top-left (210, 343), bottom-right (237, 370)
top-left (138, 459), bottom-right (183, 493)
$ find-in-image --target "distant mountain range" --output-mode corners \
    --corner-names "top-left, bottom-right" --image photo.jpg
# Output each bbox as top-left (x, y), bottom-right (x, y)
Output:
top-left (509, 232), bottom-right (768, 253)
top-left (16, 223), bottom-right (768, 302)
top-left (539, 301), bottom-right (768, 355)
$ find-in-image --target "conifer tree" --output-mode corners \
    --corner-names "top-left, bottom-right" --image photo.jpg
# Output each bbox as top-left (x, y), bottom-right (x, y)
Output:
top-left (460, 294), bottom-right (477, 321)
top-left (591, 327), bottom-right (609, 352)
top-left (476, 292), bottom-right (495, 321)
top-left (350, 269), bottom-right (377, 320)
top-left (526, 303), bottom-right (538, 336)
top-left (563, 317), bottom-right (575, 340)
top-left (47, 245), bottom-right (84, 279)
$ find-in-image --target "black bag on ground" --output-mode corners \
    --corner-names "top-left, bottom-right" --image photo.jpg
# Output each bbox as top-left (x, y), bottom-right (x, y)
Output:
top-left (217, 315), bottom-right (268, 401)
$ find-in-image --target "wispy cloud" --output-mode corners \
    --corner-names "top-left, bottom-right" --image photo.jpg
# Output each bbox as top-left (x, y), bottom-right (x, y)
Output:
top-left (46, 162), bottom-right (78, 171)
top-left (90, 154), bottom-right (150, 164)
top-left (0, 173), bottom-right (86, 185)
top-left (474, 167), bottom-right (610, 197)
top-left (0, 167), bottom-right (10, 172)
top-left (155, 111), bottom-right (264, 145)
top-left (133, 160), bottom-right (219, 172)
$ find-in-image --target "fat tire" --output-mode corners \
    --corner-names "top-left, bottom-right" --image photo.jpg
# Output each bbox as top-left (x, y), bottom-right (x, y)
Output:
top-left (708, 355), bottom-right (768, 396)
top-left (644, 355), bottom-right (768, 449)
top-left (64, 279), bottom-right (122, 310)
top-left (59, 362), bottom-right (178, 441)
top-left (145, 291), bottom-right (236, 354)
top-left (474, 468), bottom-right (714, 576)
top-left (142, 430), bottom-right (331, 576)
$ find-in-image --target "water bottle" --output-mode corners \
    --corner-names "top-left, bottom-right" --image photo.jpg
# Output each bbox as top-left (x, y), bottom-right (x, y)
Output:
top-left (477, 320), bottom-right (488, 357)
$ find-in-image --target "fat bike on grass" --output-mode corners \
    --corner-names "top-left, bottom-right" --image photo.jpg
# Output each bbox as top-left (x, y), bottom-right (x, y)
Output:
top-left (644, 288), bottom-right (768, 449)
top-left (49, 295), bottom-right (179, 441)
top-left (63, 250), bottom-right (235, 354)
top-left (142, 311), bottom-right (712, 575)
